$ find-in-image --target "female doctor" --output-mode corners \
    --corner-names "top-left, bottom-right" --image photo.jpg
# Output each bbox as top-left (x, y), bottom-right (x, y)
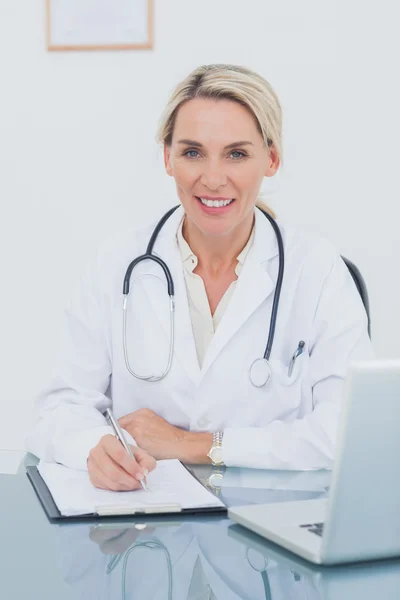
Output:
top-left (25, 64), bottom-right (373, 491)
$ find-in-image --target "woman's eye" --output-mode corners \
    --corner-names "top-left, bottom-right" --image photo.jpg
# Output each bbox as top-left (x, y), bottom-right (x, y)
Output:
top-left (230, 151), bottom-right (246, 159)
top-left (183, 149), bottom-right (246, 160)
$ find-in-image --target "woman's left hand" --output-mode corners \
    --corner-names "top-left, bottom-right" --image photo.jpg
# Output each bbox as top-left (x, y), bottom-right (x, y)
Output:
top-left (119, 409), bottom-right (213, 462)
top-left (119, 409), bottom-right (186, 460)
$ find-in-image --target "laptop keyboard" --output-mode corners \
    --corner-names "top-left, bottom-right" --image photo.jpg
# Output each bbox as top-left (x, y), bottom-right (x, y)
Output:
top-left (300, 522), bottom-right (324, 537)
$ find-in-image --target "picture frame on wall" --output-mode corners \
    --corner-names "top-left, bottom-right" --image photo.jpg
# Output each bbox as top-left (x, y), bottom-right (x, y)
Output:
top-left (46, 0), bottom-right (154, 51)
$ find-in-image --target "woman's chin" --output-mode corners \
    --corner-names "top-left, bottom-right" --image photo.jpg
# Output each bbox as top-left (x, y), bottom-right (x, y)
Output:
top-left (192, 219), bottom-right (237, 238)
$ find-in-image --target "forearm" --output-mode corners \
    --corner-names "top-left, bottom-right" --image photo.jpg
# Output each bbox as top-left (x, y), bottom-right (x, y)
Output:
top-left (169, 408), bottom-right (335, 468)
top-left (222, 402), bottom-right (339, 471)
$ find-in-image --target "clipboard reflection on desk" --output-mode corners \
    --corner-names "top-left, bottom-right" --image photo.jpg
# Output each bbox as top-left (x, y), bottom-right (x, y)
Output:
top-left (26, 459), bottom-right (226, 520)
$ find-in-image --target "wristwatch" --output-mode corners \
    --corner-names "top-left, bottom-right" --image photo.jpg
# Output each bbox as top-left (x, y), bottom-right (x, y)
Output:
top-left (207, 431), bottom-right (224, 466)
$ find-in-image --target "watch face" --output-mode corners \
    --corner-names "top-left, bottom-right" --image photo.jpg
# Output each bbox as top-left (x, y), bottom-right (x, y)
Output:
top-left (210, 446), bottom-right (224, 464)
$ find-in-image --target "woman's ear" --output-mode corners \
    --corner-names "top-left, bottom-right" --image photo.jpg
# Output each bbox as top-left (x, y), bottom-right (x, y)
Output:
top-left (164, 144), bottom-right (173, 176)
top-left (265, 145), bottom-right (280, 178)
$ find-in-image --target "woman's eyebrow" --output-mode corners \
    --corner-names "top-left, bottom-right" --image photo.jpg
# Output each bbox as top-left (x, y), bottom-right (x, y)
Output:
top-left (177, 139), bottom-right (254, 149)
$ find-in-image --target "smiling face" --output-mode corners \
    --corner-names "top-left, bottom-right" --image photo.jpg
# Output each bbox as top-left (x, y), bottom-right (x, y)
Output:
top-left (164, 97), bottom-right (279, 238)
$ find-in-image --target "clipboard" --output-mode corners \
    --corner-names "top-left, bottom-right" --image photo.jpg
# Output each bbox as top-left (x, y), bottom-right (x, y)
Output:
top-left (26, 466), bottom-right (227, 521)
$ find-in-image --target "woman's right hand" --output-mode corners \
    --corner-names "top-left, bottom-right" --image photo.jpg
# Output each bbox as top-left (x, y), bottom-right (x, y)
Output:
top-left (87, 434), bottom-right (156, 491)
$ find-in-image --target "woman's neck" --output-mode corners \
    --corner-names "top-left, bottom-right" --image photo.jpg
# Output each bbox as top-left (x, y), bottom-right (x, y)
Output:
top-left (182, 211), bottom-right (255, 278)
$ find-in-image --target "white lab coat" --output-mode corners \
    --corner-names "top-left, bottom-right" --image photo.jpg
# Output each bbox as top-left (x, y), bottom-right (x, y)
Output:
top-left (25, 206), bottom-right (373, 471)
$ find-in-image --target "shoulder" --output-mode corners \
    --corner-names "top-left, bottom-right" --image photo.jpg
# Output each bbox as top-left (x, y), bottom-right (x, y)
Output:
top-left (97, 205), bottom-right (183, 264)
top-left (276, 222), bottom-right (363, 321)
top-left (255, 209), bottom-right (340, 277)
top-left (97, 218), bottom-right (158, 265)
top-left (90, 206), bottom-right (184, 290)
top-left (278, 221), bottom-right (342, 278)
top-left (85, 214), bottom-right (164, 293)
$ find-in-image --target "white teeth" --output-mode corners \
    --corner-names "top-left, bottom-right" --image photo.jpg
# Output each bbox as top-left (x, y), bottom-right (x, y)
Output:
top-left (199, 197), bottom-right (233, 208)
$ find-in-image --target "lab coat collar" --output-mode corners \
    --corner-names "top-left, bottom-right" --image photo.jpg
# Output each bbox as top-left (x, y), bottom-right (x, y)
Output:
top-left (142, 205), bottom-right (279, 386)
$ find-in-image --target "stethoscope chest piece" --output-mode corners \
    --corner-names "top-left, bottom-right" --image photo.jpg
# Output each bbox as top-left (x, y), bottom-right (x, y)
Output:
top-left (249, 358), bottom-right (271, 387)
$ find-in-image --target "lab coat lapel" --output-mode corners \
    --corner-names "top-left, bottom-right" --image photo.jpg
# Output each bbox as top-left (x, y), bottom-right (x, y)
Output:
top-left (140, 206), bottom-right (201, 386)
top-left (200, 210), bottom-right (279, 379)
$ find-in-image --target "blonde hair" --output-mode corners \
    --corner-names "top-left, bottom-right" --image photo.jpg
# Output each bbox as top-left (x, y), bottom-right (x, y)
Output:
top-left (156, 64), bottom-right (282, 218)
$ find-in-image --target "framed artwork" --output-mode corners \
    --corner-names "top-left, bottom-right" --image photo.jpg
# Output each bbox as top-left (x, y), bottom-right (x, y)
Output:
top-left (46, 0), bottom-right (153, 51)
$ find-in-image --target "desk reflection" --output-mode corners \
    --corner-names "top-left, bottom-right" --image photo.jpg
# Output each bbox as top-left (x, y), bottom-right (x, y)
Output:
top-left (55, 513), bottom-right (400, 600)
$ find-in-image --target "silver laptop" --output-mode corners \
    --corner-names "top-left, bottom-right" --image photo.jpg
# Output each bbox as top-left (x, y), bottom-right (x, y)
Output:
top-left (229, 360), bottom-right (400, 565)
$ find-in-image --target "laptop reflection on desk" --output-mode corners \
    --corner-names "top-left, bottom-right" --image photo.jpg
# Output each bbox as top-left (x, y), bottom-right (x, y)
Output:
top-left (228, 524), bottom-right (400, 600)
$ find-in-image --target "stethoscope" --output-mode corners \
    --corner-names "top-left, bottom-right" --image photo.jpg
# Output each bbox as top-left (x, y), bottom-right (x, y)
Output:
top-left (246, 548), bottom-right (273, 600)
top-left (246, 548), bottom-right (301, 599)
top-left (122, 205), bottom-right (284, 388)
top-left (107, 539), bottom-right (173, 600)
top-left (106, 537), bottom-right (295, 600)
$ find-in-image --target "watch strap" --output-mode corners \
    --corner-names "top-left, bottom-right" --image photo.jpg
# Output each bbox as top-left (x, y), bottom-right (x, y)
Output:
top-left (213, 431), bottom-right (223, 447)
top-left (208, 431), bottom-right (224, 466)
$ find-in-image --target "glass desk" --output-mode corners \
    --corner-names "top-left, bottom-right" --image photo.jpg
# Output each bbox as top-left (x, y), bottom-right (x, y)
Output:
top-left (1, 454), bottom-right (399, 599)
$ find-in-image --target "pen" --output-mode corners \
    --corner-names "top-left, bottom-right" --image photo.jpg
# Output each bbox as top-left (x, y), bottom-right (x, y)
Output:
top-left (288, 340), bottom-right (305, 377)
top-left (105, 408), bottom-right (147, 491)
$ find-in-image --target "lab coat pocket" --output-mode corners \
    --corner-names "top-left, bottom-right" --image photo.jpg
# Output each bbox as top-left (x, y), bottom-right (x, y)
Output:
top-left (267, 352), bottom-right (310, 417)
top-left (238, 349), bottom-right (311, 427)
top-left (291, 352), bottom-right (306, 383)
top-left (275, 349), bottom-right (310, 386)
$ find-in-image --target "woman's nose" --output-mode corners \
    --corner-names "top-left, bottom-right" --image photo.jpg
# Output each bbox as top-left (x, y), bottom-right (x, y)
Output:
top-left (200, 161), bottom-right (228, 190)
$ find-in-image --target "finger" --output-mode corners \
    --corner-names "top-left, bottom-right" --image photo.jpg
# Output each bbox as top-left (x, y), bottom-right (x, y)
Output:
top-left (133, 447), bottom-right (157, 475)
top-left (118, 415), bottom-right (129, 428)
top-left (103, 436), bottom-right (146, 482)
top-left (92, 445), bottom-right (142, 491)
top-left (88, 456), bottom-right (109, 489)
top-left (88, 437), bottom-right (145, 489)
top-left (89, 460), bottom-right (136, 492)
top-left (118, 414), bottom-right (136, 428)
top-left (92, 462), bottom-right (141, 492)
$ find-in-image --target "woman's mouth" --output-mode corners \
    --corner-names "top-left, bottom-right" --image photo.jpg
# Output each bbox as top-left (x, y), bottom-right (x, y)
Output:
top-left (194, 196), bottom-right (235, 211)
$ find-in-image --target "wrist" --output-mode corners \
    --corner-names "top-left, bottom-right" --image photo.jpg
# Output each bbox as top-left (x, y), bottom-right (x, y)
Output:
top-left (207, 431), bottom-right (225, 466)
top-left (178, 430), bottom-right (213, 464)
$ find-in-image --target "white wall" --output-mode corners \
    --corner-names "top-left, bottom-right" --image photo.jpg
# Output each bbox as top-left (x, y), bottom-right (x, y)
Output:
top-left (1, 1), bottom-right (399, 450)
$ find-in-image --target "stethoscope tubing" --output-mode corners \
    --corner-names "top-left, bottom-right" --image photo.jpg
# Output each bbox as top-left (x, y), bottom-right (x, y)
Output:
top-left (262, 212), bottom-right (285, 361)
top-left (122, 205), bottom-right (284, 385)
top-left (107, 540), bottom-right (173, 600)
